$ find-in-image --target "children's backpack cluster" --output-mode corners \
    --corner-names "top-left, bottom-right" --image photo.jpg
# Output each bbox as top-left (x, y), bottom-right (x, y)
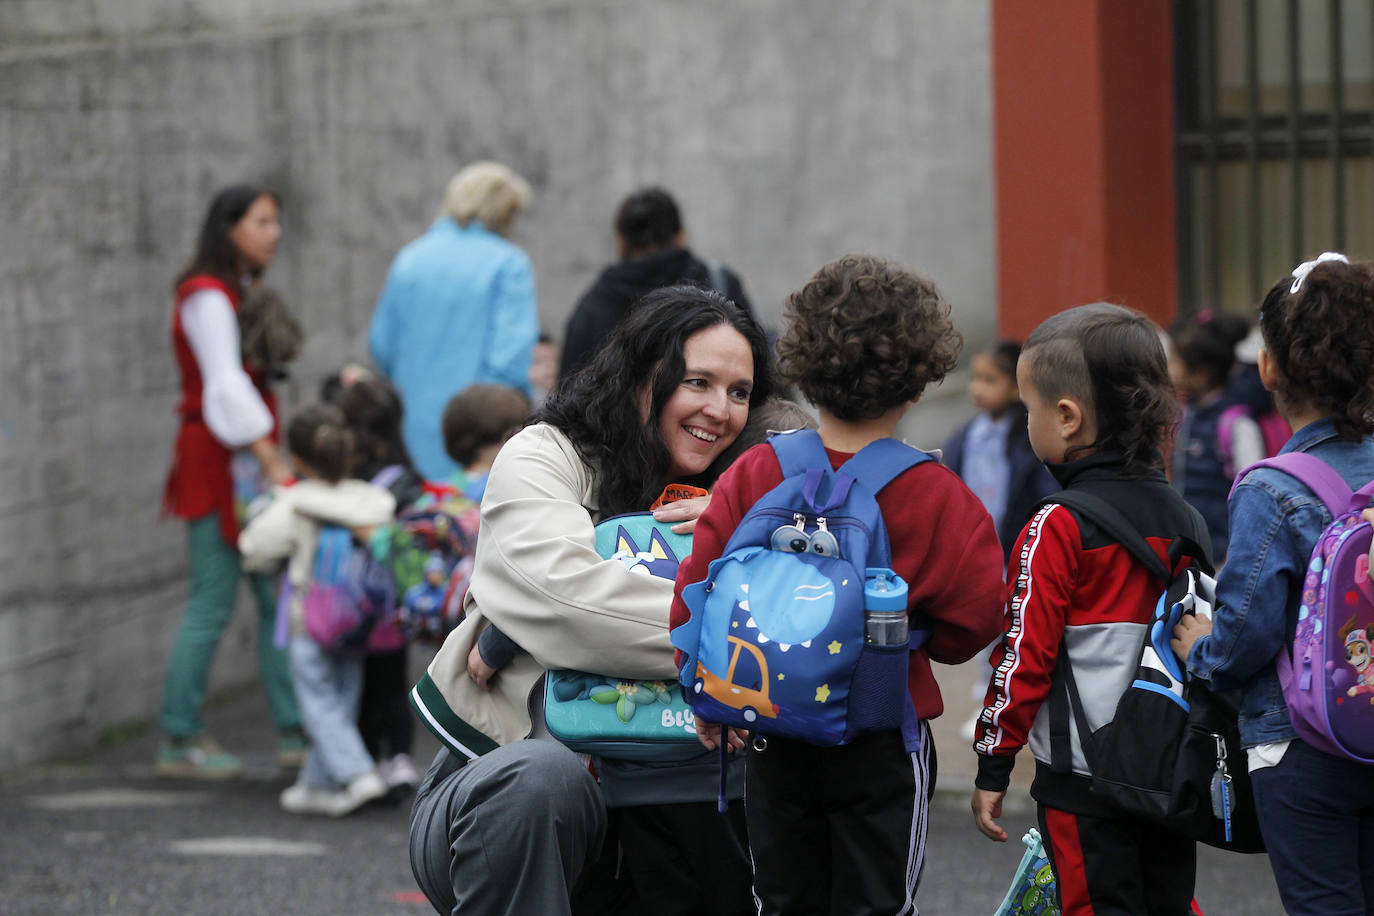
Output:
top-left (671, 430), bottom-right (932, 750)
top-left (1231, 452), bottom-right (1374, 765)
top-left (301, 524), bottom-right (397, 653)
top-left (297, 469), bottom-right (481, 654)
top-left (382, 496), bottom-right (480, 643)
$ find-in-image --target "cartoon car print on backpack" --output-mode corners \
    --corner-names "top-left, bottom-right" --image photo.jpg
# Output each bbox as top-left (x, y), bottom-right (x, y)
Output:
top-left (693, 635), bottom-right (779, 722)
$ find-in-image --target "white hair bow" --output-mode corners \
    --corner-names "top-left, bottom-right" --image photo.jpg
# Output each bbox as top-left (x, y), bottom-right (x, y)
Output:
top-left (1290, 251), bottom-right (1348, 293)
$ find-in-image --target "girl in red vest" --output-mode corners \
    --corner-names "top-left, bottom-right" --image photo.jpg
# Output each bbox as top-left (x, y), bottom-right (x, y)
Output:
top-left (158, 185), bottom-right (303, 778)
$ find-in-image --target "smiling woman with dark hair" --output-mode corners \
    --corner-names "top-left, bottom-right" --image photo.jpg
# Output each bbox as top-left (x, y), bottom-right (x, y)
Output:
top-left (409, 285), bottom-right (771, 916)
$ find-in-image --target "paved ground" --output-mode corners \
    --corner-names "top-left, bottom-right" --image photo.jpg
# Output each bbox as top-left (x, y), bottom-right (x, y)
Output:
top-left (0, 657), bottom-right (1283, 915)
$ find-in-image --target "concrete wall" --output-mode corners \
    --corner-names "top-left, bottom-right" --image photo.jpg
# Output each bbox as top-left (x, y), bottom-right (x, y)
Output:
top-left (0, 0), bottom-right (994, 769)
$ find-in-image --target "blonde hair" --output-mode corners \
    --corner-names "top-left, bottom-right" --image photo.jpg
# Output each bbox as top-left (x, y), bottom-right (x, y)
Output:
top-left (439, 162), bottom-right (532, 237)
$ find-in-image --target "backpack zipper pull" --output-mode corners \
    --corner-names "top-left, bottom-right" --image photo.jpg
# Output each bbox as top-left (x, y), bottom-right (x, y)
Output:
top-left (810, 517), bottom-right (839, 557)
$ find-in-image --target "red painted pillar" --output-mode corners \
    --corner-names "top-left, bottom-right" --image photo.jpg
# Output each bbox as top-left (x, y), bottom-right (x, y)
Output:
top-left (992, 1), bottom-right (1176, 340)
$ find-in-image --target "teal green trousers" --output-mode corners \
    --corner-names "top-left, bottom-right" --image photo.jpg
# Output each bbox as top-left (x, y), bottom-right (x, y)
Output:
top-left (160, 514), bottom-right (300, 738)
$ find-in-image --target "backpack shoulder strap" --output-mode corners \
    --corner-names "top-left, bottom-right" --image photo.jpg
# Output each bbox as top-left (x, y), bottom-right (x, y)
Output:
top-left (838, 438), bottom-right (935, 495)
top-left (1039, 490), bottom-right (1172, 583)
top-left (767, 428), bottom-right (829, 478)
top-left (1230, 452), bottom-right (1355, 515)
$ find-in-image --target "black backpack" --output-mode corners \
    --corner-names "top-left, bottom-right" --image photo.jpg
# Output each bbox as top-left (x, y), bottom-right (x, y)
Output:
top-left (1043, 490), bottom-right (1265, 853)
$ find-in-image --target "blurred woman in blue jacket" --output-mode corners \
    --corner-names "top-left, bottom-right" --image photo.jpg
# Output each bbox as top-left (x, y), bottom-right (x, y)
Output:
top-left (369, 162), bottom-right (538, 479)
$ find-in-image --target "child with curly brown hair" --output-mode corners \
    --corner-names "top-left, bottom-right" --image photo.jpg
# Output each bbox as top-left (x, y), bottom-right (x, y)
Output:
top-left (670, 254), bottom-right (1006, 914)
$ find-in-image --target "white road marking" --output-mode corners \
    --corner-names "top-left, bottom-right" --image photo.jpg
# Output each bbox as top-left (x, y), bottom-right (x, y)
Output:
top-left (28, 789), bottom-right (210, 810)
top-left (169, 837), bottom-right (327, 857)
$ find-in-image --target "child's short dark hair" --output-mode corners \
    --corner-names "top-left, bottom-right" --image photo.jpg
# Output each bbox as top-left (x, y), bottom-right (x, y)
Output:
top-left (1024, 302), bottom-right (1176, 475)
top-left (442, 384), bottom-right (532, 467)
top-left (286, 404), bottom-right (354, 483)
top-left (776, 254), bottom-right (962, 420)
top-left (715, 397), bottom-right (818, 469)
top-left (1170, 310), bottom-right (1250, 391)
top-left (1259, 257), bottom-right (1374, 439)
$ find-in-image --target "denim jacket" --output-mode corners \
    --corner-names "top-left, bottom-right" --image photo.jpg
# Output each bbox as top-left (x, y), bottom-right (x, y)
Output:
top-left (1185, 417), bottom-right (1374, 746)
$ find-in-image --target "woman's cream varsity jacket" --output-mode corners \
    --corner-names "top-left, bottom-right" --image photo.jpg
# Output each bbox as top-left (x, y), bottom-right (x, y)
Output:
top-left (411, 423), bottom-right (679, 758)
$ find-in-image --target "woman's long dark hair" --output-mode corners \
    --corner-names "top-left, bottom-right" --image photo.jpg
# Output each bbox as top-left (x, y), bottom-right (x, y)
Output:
top-left (174, 184), bottom-right (279, 291)
top-left (534, 285), bottom-right (773, 516)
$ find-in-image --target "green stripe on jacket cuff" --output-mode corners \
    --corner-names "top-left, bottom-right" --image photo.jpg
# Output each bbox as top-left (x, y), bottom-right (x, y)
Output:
top-left (410, 673), bottom-right (501, 759)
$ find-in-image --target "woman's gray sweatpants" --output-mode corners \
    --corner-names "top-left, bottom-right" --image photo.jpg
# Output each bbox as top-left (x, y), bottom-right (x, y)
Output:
top-left (409, 741), bottom-right (606, 916)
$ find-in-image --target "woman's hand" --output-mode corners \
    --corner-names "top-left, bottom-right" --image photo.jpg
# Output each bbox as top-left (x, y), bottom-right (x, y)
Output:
top-left (1170, 613), bottom-right (1212, 664)
top-left (653, 494), bottom-right (711, 535)
top-left (693, 715), bottom-right (748, 752)
top-left (467, 643), bottom-right (499, 691)
top-left (972, 788), bottom-right (1008, 842)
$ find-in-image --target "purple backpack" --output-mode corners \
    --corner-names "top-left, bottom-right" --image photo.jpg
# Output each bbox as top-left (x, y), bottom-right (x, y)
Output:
top-left (1232, 453), bottom-right (1374, 763)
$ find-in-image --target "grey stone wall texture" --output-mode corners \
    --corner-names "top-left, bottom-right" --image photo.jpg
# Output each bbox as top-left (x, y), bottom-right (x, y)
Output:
top-left (0, 0), bottom-right (994, 769)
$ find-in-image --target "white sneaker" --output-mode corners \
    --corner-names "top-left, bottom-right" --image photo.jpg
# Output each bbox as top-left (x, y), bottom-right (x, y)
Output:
top-left (383, 753), bottom-right (420, 790)
top-left (279, 782), bottom-right (340, 816)
top-left (330, 769), bottom-right (387, 817)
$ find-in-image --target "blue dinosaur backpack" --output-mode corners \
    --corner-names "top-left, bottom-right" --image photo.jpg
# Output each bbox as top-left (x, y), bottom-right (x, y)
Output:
top-left (1231, 452), bottom-right (1374, 764)
top-left (543, 512), bottom-right (705, 762)
top-left (671, 429), bottom-right (933, 748)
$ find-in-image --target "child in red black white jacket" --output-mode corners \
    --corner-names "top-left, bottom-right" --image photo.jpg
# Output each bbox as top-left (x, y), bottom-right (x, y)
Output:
top-left (971, 303), bottom-right (1209, 915)
top-left (672, 255), bottom-right (1007, 915)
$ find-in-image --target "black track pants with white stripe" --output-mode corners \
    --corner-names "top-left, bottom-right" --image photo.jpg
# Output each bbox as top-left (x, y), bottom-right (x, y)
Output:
top-left (745, 723), bottom-right (935, 916)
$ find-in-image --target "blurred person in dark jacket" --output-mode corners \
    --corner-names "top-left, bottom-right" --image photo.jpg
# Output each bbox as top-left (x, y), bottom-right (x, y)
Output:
top-left (559, 186), bottom-right (756, 378)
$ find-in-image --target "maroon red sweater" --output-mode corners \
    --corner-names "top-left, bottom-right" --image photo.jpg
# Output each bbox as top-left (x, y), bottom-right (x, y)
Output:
top-left (670, 441), bottom-right (1008, 720)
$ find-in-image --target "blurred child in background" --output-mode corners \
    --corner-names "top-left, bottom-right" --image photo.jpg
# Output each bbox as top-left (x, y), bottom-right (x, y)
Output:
top-left (944, 340), bottom-right (1058, 561)
top-left (440, 384), bottom-right (533, 502)
top-left (529, 332), bottom-right (560, 406)
top-left (329, 368), bottom-right (428, 795)
top-left (239, 405), bottom-right (395, 816)
top-left (1168, 311), bottom-right (1267, 561)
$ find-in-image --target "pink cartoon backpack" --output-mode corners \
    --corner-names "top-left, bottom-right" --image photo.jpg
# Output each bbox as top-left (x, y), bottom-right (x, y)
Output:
top-left (1233, 453), bottom-right (1374, 764)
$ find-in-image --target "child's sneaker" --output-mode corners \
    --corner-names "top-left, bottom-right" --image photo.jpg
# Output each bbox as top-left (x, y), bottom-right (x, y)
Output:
top-left (331, 769), bottom-right (387, 816)
top-left (381, 753), bottom-right (421, 792)
top-left (155, 734), bottom-right (243, 780)
top-left (279, 781), bottom-right (340, 816)
top-left (276, 729), bottom-right (308, 768)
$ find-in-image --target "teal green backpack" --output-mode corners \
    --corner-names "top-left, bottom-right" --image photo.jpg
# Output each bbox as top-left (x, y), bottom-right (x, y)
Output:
top-left (543, 513), bottom-right (705, 762)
